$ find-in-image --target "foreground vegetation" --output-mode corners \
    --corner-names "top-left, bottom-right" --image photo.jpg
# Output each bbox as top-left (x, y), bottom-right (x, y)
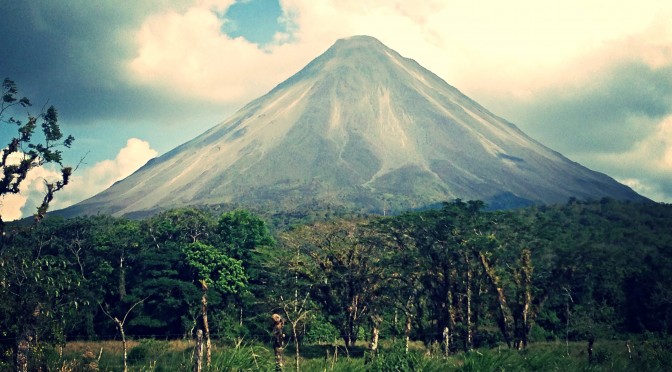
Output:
top-left (2, 198), bottom-right (672, 370)
top-left (18, 337), bottom-right (672, 371)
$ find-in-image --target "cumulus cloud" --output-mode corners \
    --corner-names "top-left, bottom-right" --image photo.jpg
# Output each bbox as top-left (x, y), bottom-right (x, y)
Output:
top-left (0, 159), bottom-right (62, 221)
top-left (500, 61), bottom-right (672, 156)
top-left (1, 138), bottom-right (158, 220)
top-left (128, 2), bottom-right (310, 103)
top-left (126, 1), bottom-right (672, 104)
top-left (592, 116), bottom-right (672, 202)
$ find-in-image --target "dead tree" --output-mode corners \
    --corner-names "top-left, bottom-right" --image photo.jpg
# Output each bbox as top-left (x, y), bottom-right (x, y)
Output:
top-left (99, 297), bottom-right (147, 372)
top-left (369, 314), bottom-right (383, 353)
top-left (200, 280), bottom-right (212, 367)
top-left (442, 327), bottom-right (450, 357)
top-left (465, 252), bottom-right (474, 351)
top-left (271, 313), bottom-right (285, 371)
top-left (280, 292), bottom-right (310, 372)
top-left (479, 252), bottom-right (514, 348)
top-left (193, 329), bottom-right (204, 372)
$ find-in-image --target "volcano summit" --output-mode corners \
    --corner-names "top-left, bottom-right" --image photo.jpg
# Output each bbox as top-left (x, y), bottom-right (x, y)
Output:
top-left (62, 35), bottom-right (645, 217)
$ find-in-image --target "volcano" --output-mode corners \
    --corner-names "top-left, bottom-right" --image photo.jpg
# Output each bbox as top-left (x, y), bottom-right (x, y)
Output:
top-left (61, 35), bottom-right (645, 217)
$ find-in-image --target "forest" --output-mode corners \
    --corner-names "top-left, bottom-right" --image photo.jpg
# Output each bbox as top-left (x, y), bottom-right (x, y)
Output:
top-left (2, 198), bottom-right (672, 370)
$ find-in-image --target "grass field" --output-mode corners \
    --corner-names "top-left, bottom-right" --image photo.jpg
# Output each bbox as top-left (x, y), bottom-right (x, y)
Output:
top-left (9, 337), bottom-right (672, 371)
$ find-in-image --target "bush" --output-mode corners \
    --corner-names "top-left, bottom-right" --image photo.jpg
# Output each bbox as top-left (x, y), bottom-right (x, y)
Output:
top-left (304, 315), bottom-right (340, 344)
top-left (366, 342), bottom-right (424, 371)
top-left (474, 329), bottom-right (503, 349)
top-left (128, 339), bottom-right (169, 364)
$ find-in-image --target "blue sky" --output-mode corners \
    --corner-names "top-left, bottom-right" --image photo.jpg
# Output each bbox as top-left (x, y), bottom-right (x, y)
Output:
top-left (1, 0), bottom-right (672, 218)
top-left (221, 0), bottom-right (288, 44)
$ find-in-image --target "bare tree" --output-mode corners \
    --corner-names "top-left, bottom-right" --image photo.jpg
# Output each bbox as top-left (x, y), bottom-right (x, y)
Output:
top-left (280, 292), bottom-right (311, 372)
top-left (271, 313), bottom-right (285, 370)
top-left (99, 297), bottom-right (148, 372)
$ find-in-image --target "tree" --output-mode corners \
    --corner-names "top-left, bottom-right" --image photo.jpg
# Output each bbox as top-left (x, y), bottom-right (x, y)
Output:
top-left (261, 225), bottom-right (314, 371)
top-left (388, 201), bottom-right (486, 351)
top-left (375, 213), bottom-right (425, 353)
top-left (0, 78), bottom-right (75, 371)
top-left (184, 241), bottom-right (246, 367)
top-left (0, 220), bottom-right (84, 371)
top-left (278, 293), bottom-right (311, 372)
top-left (129, 208), bottom-right (217, 338)
top-left (99, 297), bottom-right (147, 372)
top-left (216, 210), bottom-right (275, 338)
top-left (217, 210), bottom-right (275, 264)
top-left (282, 219), bottom-right (387, 349)
top-left (0, 78), bottom-right (74, 229)
top-left (146, 208), bottom-right (216, 247)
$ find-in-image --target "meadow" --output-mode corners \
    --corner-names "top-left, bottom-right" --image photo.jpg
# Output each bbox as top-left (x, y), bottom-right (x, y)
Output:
top-left (42, 336), bottom-right (672, 371)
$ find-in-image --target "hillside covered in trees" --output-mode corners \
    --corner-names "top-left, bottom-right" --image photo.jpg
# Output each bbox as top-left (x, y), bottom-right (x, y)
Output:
top-left (1, 198), bottom-right (671, 369)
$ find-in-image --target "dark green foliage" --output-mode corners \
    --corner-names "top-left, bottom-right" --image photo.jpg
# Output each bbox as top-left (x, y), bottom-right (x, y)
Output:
top-left (217, 209), bottom-right (275, 263)
top-left (184, 241), bottom-right (246, 294)
top-left (3, 198), bottom-right (672, 371)
top-left (365, 342), bottom-right (424, 371)
top-left (0, 225), bottom-right (87, 371)
top-left (303, 313), bottom-right (341, 344)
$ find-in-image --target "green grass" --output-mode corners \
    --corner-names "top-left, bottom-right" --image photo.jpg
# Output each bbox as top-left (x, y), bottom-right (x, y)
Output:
top-left (17, 337), bottom-right (672, 371)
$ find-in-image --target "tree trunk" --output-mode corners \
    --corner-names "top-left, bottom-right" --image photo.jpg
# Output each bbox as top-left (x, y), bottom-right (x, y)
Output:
top-left (465, 253), bottom-right (474, 351)
top-left (113, 317), bottom-right (129, 372)
top-left (193, 329), bottom-right (203, 372)
top-left (393, 309), bottom-right (398, 341)
top-left (519, 249), bottom-right (533, 349)
top-left (369, 315), bottom-right (381, 353)
top-left (345, 295), bottom-right (360, 348)
top-left (271, 313), bottom-right (285, 371)
top-left (369, 326), bottom-right (380, 353)
top-left (588, 334), bottom-right (595, 364)
top-left (119, 254), bottom-right (126, 300)
top-left (442, 327), bottom-right (450, 357)
top-left (15, 330), bottom-right (31, 372)
top-left (200, 283), bottom-right (211, 367)
top-left (404, 313), bottom-right (412, 354)
top-left (291, 322), bottom-right (300, 372)
top-left (447, 270), bottom-right (457, 355)
top-left (479, 252), bottom-right (514, 348)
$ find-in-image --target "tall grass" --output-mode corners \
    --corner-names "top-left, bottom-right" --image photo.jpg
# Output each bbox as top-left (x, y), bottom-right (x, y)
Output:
top-left (27, 337), bottom-right (672, 371)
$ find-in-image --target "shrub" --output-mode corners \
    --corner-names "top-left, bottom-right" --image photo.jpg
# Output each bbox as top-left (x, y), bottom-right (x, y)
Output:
top-left (128, 339), bottom-right (169, 364)
top-left (304, 315), bottom-right (340, 344)
top-left (365, 342), bottom-right (424, 371)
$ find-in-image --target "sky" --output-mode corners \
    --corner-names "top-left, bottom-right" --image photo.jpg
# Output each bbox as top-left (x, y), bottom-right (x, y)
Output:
top-left (1, 0), bottom-right (672, 219)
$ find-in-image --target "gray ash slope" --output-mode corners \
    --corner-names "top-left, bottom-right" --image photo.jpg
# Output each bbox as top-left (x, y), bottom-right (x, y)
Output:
top-left (59, 35), bottom-right (646, 217)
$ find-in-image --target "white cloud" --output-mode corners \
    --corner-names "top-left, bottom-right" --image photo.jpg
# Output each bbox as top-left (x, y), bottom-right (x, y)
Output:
top-left (619, 178), bottom-right (670, 204)
top-left (127, 0), bottom-right (672, 104)
top-left (0, 158), bottom-right (62, 221)
top-left (584, 115), bottom-right (672, 203)
top-left (607, 116), bottom-right (672, 173)
top-left (0, 138), bottom-right (158, 221)
top-left (128, 1), bottom-right (312, 103)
